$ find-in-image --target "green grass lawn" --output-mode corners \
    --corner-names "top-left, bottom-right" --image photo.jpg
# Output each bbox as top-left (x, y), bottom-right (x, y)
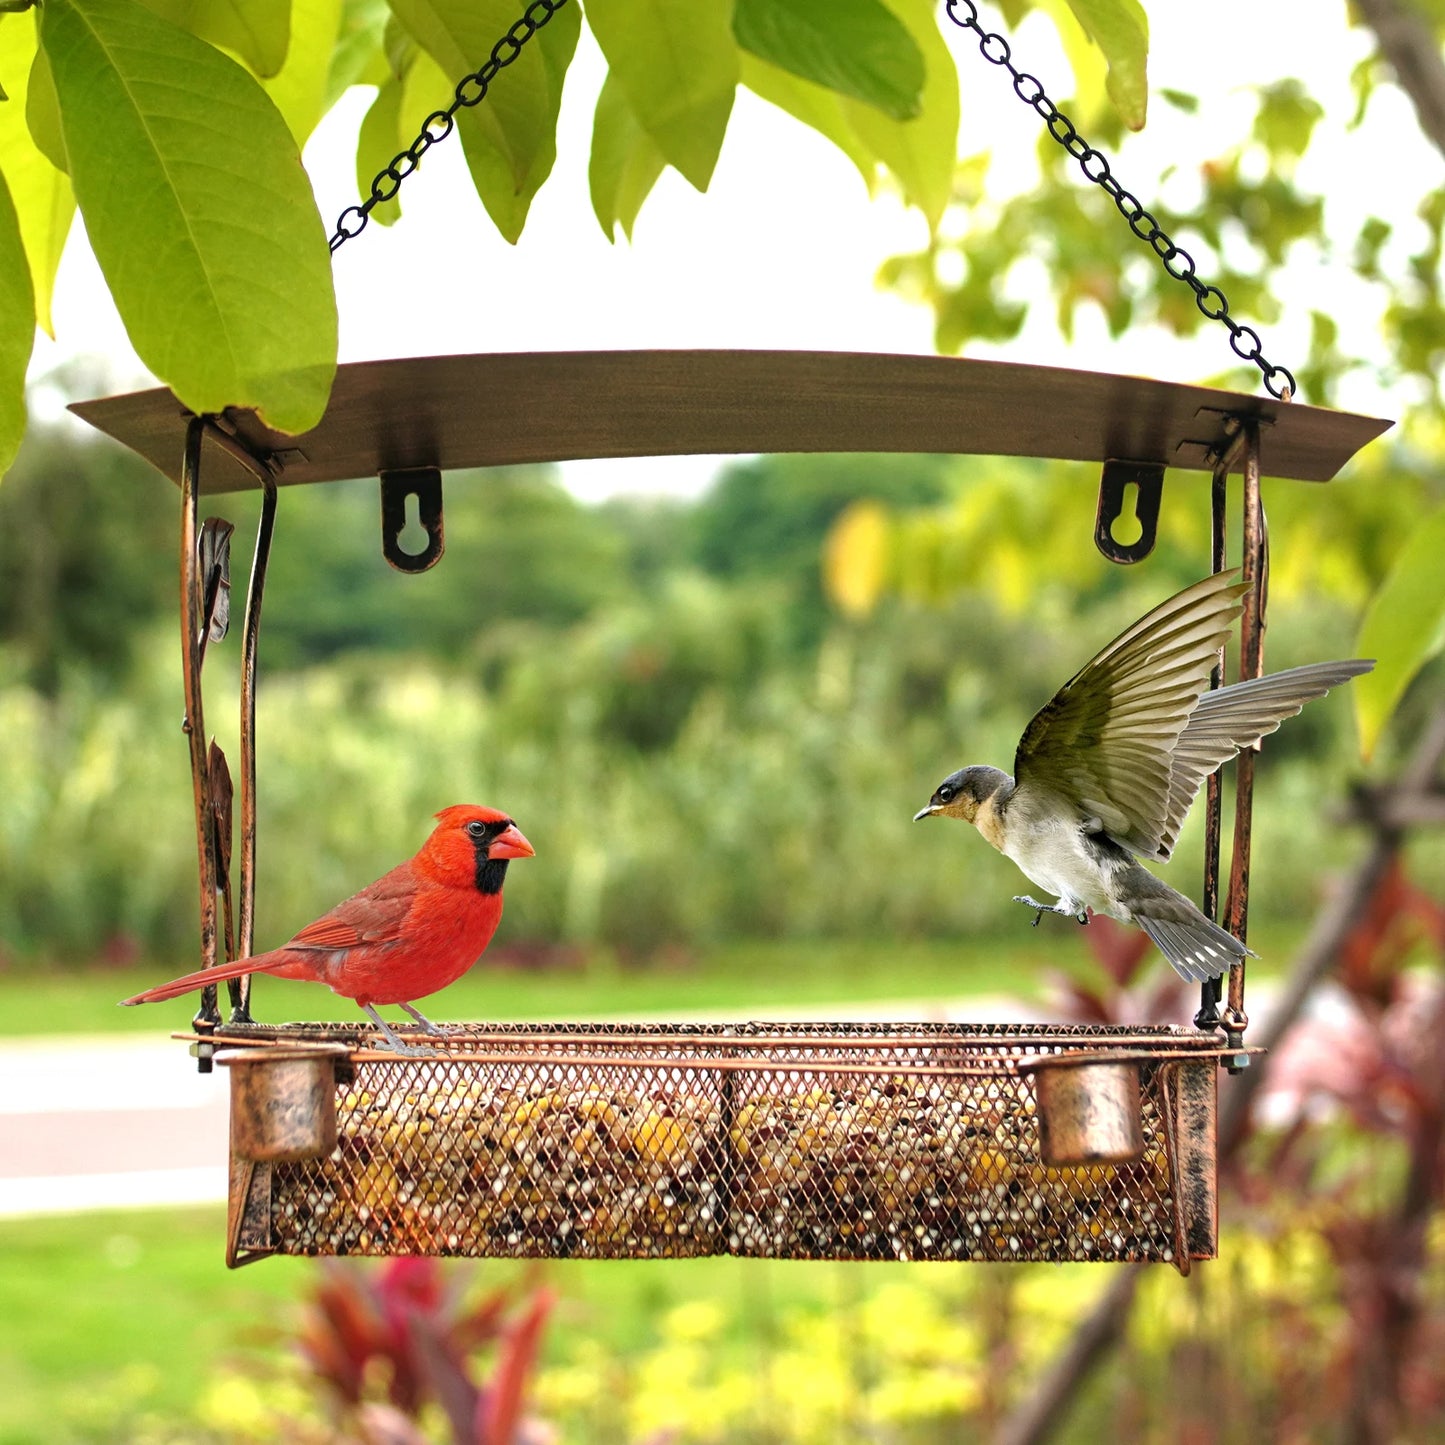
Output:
top-left (0, 1206), bottom-right (977, 1444)
top-left (0, 923), bottom-right (1304, 1039)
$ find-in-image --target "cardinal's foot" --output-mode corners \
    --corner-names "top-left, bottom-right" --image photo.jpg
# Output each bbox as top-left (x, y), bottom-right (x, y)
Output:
top-left (400, 1002), bottom-right (446, 1036)
top-left (363, 1003), bottom-right (440, 1056)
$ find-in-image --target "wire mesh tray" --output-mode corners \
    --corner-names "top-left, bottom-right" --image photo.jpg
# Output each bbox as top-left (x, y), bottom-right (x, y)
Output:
top-left (213, 1022), bottom-right (1222, 1272)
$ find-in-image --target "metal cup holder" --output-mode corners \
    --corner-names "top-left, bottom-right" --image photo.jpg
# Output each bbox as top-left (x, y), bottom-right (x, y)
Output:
top-left (218, 1042), bottom-right (351, 1163)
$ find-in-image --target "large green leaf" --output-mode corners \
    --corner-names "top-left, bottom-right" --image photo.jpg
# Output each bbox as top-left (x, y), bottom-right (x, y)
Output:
top-left (733, 0), bottom-right (923, 122)
top-left (262, 0), bottom-right (343, 144)
top-left (0, 14), bottom-right (75, 335)
top-left (589, 67), bottom-right (667, 240)
top-left (25, 45), bottom-right (67, 171)
top-left (388, 0), bottom-right (580, 243)
top-left (142, 0), bottom-right (291, 79)
top-left (1354, 503), bottom-right (1445, 759)
top-left (586, 0), bottom-right (738, 192)
top-left (739, 51), bottom-right (876, 190)
top-left (842, 0), bottom-right (956, 229)
top-left (0, 168), bottom-right (34, 477)
top-left (1062, 0), bottom-right (1148, 130)
top-left (355, 66), bottom-right (405, 227)
top-left (41, 0), bottom-right (337, 433)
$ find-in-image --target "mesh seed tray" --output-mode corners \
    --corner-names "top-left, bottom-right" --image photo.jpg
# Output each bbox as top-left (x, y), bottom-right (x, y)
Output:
top-left (212, 1022), bottom-right (1224, 1273)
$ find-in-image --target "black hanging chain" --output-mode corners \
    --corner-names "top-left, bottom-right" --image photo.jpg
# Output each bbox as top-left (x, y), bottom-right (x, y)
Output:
top-left (331, 0), bottom-right (1293, 399)
top-left (944, 0), bottom-right (1296, 401)
top-left (329, 0), bottom-right (570, 253)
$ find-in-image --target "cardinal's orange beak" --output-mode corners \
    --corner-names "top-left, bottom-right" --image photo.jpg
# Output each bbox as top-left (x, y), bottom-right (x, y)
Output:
top-left (489, 823), bottom-right (535, 860)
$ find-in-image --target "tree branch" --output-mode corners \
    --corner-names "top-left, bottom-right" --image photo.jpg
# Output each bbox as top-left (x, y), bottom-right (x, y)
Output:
top-left (1353, 0), bottom-right (1445, 162)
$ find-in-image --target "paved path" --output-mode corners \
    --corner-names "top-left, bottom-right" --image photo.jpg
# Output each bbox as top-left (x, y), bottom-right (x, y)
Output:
top-left (0, 1033), bottom-right (230, 1218)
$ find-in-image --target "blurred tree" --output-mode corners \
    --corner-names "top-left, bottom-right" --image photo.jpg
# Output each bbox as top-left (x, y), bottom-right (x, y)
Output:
top-left (0, 409), bottom-right (173, 691)
top-left (880, 5), bottom-right (1445, 409)
top-left (691, 452), bottom-right (956, 644)
top-left (594, 493), bottom-right (695, 597)
top-left (245, 465), bottom-right (632, 668)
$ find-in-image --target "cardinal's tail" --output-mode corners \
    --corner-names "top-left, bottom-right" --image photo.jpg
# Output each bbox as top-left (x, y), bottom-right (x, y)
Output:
top-left (121, 952), bottom-right (275, 1006)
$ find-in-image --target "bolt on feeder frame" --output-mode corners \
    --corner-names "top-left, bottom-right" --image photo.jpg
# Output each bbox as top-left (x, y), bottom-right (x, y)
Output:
top-left (73, 350), bottom-right (1390, 1270)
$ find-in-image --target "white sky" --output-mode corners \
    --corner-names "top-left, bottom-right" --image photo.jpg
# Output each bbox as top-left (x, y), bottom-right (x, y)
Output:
top-left (28, 1), bottom-right (1426, 501)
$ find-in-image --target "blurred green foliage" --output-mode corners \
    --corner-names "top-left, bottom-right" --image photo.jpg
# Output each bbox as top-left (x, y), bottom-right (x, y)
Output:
top-left (0, 403), bottom-right (1421, 972)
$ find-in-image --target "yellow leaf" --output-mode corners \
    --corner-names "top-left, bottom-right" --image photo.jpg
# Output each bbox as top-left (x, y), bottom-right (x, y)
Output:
top-left (824, 499), bottom-right (891, 619)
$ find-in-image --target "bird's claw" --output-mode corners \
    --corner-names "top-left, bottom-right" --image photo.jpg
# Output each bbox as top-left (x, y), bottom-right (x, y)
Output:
top-left (364, 1003), bottom-right (442, 1056)
top-left (1014, 895), bottom-right (1088, 928)
top-left (400, 1002), bottom-right (446, 1037)
top-left (1013, 895), bottom-right (1048, 927)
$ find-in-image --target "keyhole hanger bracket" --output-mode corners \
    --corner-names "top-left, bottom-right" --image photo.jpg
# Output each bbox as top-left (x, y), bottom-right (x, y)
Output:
top-left (1094, 459), bottom-right (1165, 564)
top-left (380, 466), bottom-right (445, 573)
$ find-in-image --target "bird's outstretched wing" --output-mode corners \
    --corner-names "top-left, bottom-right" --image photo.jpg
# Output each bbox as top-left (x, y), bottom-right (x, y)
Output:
top-left (1013, 571), bottom-right (1248, 857)
top-left (286, 863), bottom-right (419, 952)
top-left (1151, 658), bottom-right (1374, 860)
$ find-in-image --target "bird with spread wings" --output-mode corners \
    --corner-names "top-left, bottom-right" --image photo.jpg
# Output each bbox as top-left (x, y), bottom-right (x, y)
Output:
top-left (915, 571), bottom-right (1372, 980)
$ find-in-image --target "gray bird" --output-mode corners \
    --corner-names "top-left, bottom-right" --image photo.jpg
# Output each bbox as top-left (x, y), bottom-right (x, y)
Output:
top-left (914, 571), bottom-right (1373, 981)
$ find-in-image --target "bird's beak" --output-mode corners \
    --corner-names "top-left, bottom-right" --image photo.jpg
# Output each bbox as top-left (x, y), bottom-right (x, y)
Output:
top-left (913, 804), bottom-right (940, 821)
top-left (489, 824), bottom-right (535, 859)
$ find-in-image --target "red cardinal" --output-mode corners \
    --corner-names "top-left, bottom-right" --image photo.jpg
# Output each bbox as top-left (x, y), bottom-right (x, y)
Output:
top-left (122, 805), bottom-right (534, 1052)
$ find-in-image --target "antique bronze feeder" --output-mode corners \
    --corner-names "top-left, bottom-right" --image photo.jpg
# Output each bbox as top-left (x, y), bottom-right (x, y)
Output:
top-left (73, 351), bottom-right (1388, 1271)
top-left (70, 1), bottom-right (1392, 1272)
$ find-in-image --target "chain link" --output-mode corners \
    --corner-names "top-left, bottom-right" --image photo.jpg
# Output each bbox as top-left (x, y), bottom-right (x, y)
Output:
top-left (329, 0), bottom-right (570, 253)
top-left (943, 0), bottom-right (1296, 400)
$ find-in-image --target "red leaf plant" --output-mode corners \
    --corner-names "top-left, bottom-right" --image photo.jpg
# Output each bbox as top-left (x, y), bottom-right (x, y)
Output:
top-left (1238, 857), bottom-right (1445, 1442)
top-left (295, 1257), bottom-right (555, 1445)
top-left (1042, 911), bottom-right (1193, 1026)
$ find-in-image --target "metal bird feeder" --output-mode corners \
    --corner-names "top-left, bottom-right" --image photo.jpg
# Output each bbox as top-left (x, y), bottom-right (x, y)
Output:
top-left (74, 349), bottom-right (1386, 1273)
top-left (69, 0), bottom-right (1394, 1272)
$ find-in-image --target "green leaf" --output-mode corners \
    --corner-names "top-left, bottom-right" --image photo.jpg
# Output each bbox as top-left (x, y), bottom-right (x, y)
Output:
top-left (1252, 79), bottom-right (1323, 163)
top-left (355, 68), bottom-right (404, 227)
top-left (25, 44), bottom-right (67, 171)
top-left (326, 0), bottom-right (391, 105)
top-left (732, 0), bottom-right (923, 122)
top-left (1061, 0), bottom-right (1148, 130)
top-left (140, 0), bottom-right (291, 79)
top-left (42, 0), bottom-right (337, 433)
top-left (586, 0), bottom-right (738, 191)
top-left (388, 0), bottom-right (581, 242)
top-left (262, 0), bottom-right (342, 143)
top-left (0, 13), bottom-right (75, 334)
top-left (382, 11), bottom-right (412, 78)
top-left (739, 50), bottom-right (875, 188)
top-left (842, 0), bottom-right (956, 229)
top-left (0, 168), bottom-right (34, 476)
top-left (1354, 504), bottom-right (1445, 759)
top-left (589, 67), bottom-right (667, 240)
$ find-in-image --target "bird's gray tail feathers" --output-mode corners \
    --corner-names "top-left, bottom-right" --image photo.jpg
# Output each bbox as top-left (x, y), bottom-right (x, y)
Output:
top-left (1137, 912), bottom-right (1254, 983)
